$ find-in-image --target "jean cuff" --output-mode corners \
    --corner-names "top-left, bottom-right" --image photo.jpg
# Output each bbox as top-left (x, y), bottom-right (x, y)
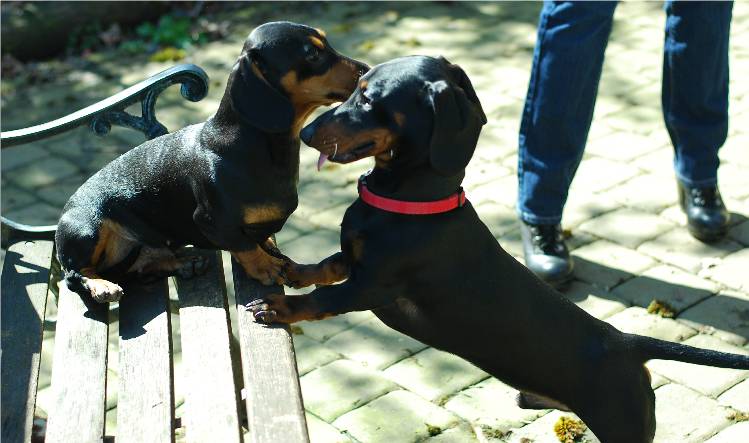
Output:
top-left (675, 172), bottom-right (718, 188)
top-left (517, 209), bottom-right (563, 226)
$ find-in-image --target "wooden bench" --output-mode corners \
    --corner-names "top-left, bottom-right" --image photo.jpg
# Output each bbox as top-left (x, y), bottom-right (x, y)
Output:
top-left (1, 64), bottom-right (309, 443)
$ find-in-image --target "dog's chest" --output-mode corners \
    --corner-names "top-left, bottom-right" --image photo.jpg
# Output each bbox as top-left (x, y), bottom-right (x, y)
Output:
top-left (373, 298), bottom-right (436, 345)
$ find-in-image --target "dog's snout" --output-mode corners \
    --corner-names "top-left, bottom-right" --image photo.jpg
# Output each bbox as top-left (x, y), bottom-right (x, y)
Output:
top-left (357, 63), bottom-right (370, 77)
top-left (342, 56), bottom-right (370, 79)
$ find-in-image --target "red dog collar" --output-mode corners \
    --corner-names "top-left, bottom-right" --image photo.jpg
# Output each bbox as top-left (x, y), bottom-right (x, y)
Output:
top-left (358, 176), bottom-right (467, 215)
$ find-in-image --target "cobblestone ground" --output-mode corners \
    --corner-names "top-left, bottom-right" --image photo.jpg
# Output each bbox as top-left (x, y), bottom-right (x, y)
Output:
top-left (2, 2), bottom-right (748, 442)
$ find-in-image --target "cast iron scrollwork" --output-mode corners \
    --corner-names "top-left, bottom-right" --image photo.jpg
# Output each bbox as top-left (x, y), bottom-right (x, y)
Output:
top-left (2, 64), bottom-right (208, 147)
top-left (87, 65), bottom-right (208, 140)
top-left (0, 64), bottom-right (209, 237)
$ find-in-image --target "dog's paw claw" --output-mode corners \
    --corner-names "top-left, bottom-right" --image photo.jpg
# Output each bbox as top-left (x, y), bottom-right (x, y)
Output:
top-left (253, 309), bottom-right (277, 323)
top-left (245, 295), bottom-right (286, 323)
top-left (246, 299), bottom-right (279, 323)
top-left (245, 299), bottom-right (266, 310)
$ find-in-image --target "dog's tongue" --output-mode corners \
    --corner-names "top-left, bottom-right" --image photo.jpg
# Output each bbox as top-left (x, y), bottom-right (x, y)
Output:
top-left (317, 152), bottom-right (328, 171)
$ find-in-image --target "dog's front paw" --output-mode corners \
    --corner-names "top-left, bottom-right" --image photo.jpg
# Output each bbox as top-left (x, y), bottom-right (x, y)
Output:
top-left (87, 279), bottom-right (124, 303)
top-left (248, 255), bottom-right (286, 286)
top-left (245, 294), bottom-right (289, 323)
top-left (281, 262), bottom-right (314, 289)
top-left (232, 248), bottom-right (289, 286)
top-left (245, 294), bottom-right (332, 324)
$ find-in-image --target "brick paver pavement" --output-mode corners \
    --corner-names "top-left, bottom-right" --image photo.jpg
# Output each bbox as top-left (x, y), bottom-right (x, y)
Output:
top-left (2, 2), bottom-right (747, 442)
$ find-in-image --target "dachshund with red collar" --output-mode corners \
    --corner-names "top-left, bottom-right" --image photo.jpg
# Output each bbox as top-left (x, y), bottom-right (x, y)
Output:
top-left (249, 55), bottom-right (749, 443)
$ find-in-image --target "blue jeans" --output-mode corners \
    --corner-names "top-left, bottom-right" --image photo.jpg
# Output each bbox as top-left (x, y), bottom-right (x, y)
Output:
top-left (517, 1), bottom-right (732, 225)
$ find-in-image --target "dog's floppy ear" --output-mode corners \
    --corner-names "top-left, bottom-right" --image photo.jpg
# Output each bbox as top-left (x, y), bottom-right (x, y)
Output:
top-left (440, 57), bottom-right (487, 125)
top-left (426, 69), bottom-right (486, 176)
top-left (230, 49), bottom-right (294, 133)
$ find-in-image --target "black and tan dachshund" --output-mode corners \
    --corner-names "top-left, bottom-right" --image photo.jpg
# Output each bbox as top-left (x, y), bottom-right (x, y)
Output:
top-left (248, 56), bottom-right (749, 443)
top-left (55, 22), bottom-right (368, 302)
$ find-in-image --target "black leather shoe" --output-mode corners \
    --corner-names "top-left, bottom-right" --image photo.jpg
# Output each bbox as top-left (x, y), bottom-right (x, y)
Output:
top-left (677, 181), bottom-right (730, 243)
top-left (520, 221), bottom-right (573, 287)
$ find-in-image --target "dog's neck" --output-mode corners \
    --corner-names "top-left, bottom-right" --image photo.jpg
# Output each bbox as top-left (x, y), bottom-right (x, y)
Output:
top-left (211, 93), bottom-right (318, 138)
top-left (209, 96), bottom-right (301, 147)
top-left (366, 165), bottom-right (464, 202)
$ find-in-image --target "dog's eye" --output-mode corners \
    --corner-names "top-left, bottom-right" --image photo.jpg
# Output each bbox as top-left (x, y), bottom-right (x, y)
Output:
top-left (305, 47), bottom-right (321, 63)
top-left (360, 93), bottom-right (372, 111)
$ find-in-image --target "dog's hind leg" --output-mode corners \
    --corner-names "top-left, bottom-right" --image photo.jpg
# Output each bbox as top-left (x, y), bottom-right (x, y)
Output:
top-left (56, 215), bottom-right (137, 303)
top-left (575, 364), bottom-right (656, 443)
top-left (127, 247), bottom-right (210, 282)
top-left (516, 392), bottom-right (571, 411)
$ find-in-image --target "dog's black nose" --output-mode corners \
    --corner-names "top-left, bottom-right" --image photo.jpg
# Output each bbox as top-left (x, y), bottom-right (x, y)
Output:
top-left (301, 122), bottom-right (316, 145)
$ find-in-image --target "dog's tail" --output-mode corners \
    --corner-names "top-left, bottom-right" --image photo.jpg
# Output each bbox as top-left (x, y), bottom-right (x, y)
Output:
top-left (629, 333), bottom-right (749, 369)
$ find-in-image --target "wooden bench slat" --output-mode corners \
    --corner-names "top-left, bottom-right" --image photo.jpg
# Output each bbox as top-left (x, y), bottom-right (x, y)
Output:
top-left (231, 262), bottom-right (309, 443)
top-left (1, 238), bottom-right (54, 443)
top-left (45, 281), bottom-right (109, 443)
top-left (117, 279), bottom-right (174, 443)
top-left (175, 251), bottom-right (241, 443)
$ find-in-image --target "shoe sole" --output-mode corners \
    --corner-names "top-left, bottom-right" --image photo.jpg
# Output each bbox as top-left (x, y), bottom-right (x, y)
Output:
top-left (545, 273), bottom-right (573, 290)
top-left (687, 225), bottom-right (727, 244)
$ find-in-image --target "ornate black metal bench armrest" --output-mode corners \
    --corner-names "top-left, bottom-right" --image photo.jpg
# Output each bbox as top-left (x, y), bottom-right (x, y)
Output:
top-left (0, 64), bottom-right (209, 240)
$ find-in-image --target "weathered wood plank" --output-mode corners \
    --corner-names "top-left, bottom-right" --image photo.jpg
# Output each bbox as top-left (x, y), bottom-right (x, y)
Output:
top-left (174, 251), bottom-right (241, 443)
top-left (117, 279), bottom-right (174, 443)
top-left (0, 238), bottom-right (54, 443)
top-left (45, 279), bottom-right (109, 442)
top-left (232, 261), bottom-right (309, 443)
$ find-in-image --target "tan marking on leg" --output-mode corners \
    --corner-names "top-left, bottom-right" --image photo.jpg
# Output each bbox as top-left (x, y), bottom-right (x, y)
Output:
top-left (90, 222), bottom-right (113, 265)
top-left (90, 219), bottom-right (138, 270)
top-left (128, 247), bottom-right (179, 274)
top-left (314, 28), bottom-right (326, 38)
top-left (284, 260), bottom-right (348, 288)
top-left (232, 245), bottom-right (286, 286)
top-left (80, 267), bottom-right (98, 277)
top-left (130, 247), bottom-right (210, 280)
